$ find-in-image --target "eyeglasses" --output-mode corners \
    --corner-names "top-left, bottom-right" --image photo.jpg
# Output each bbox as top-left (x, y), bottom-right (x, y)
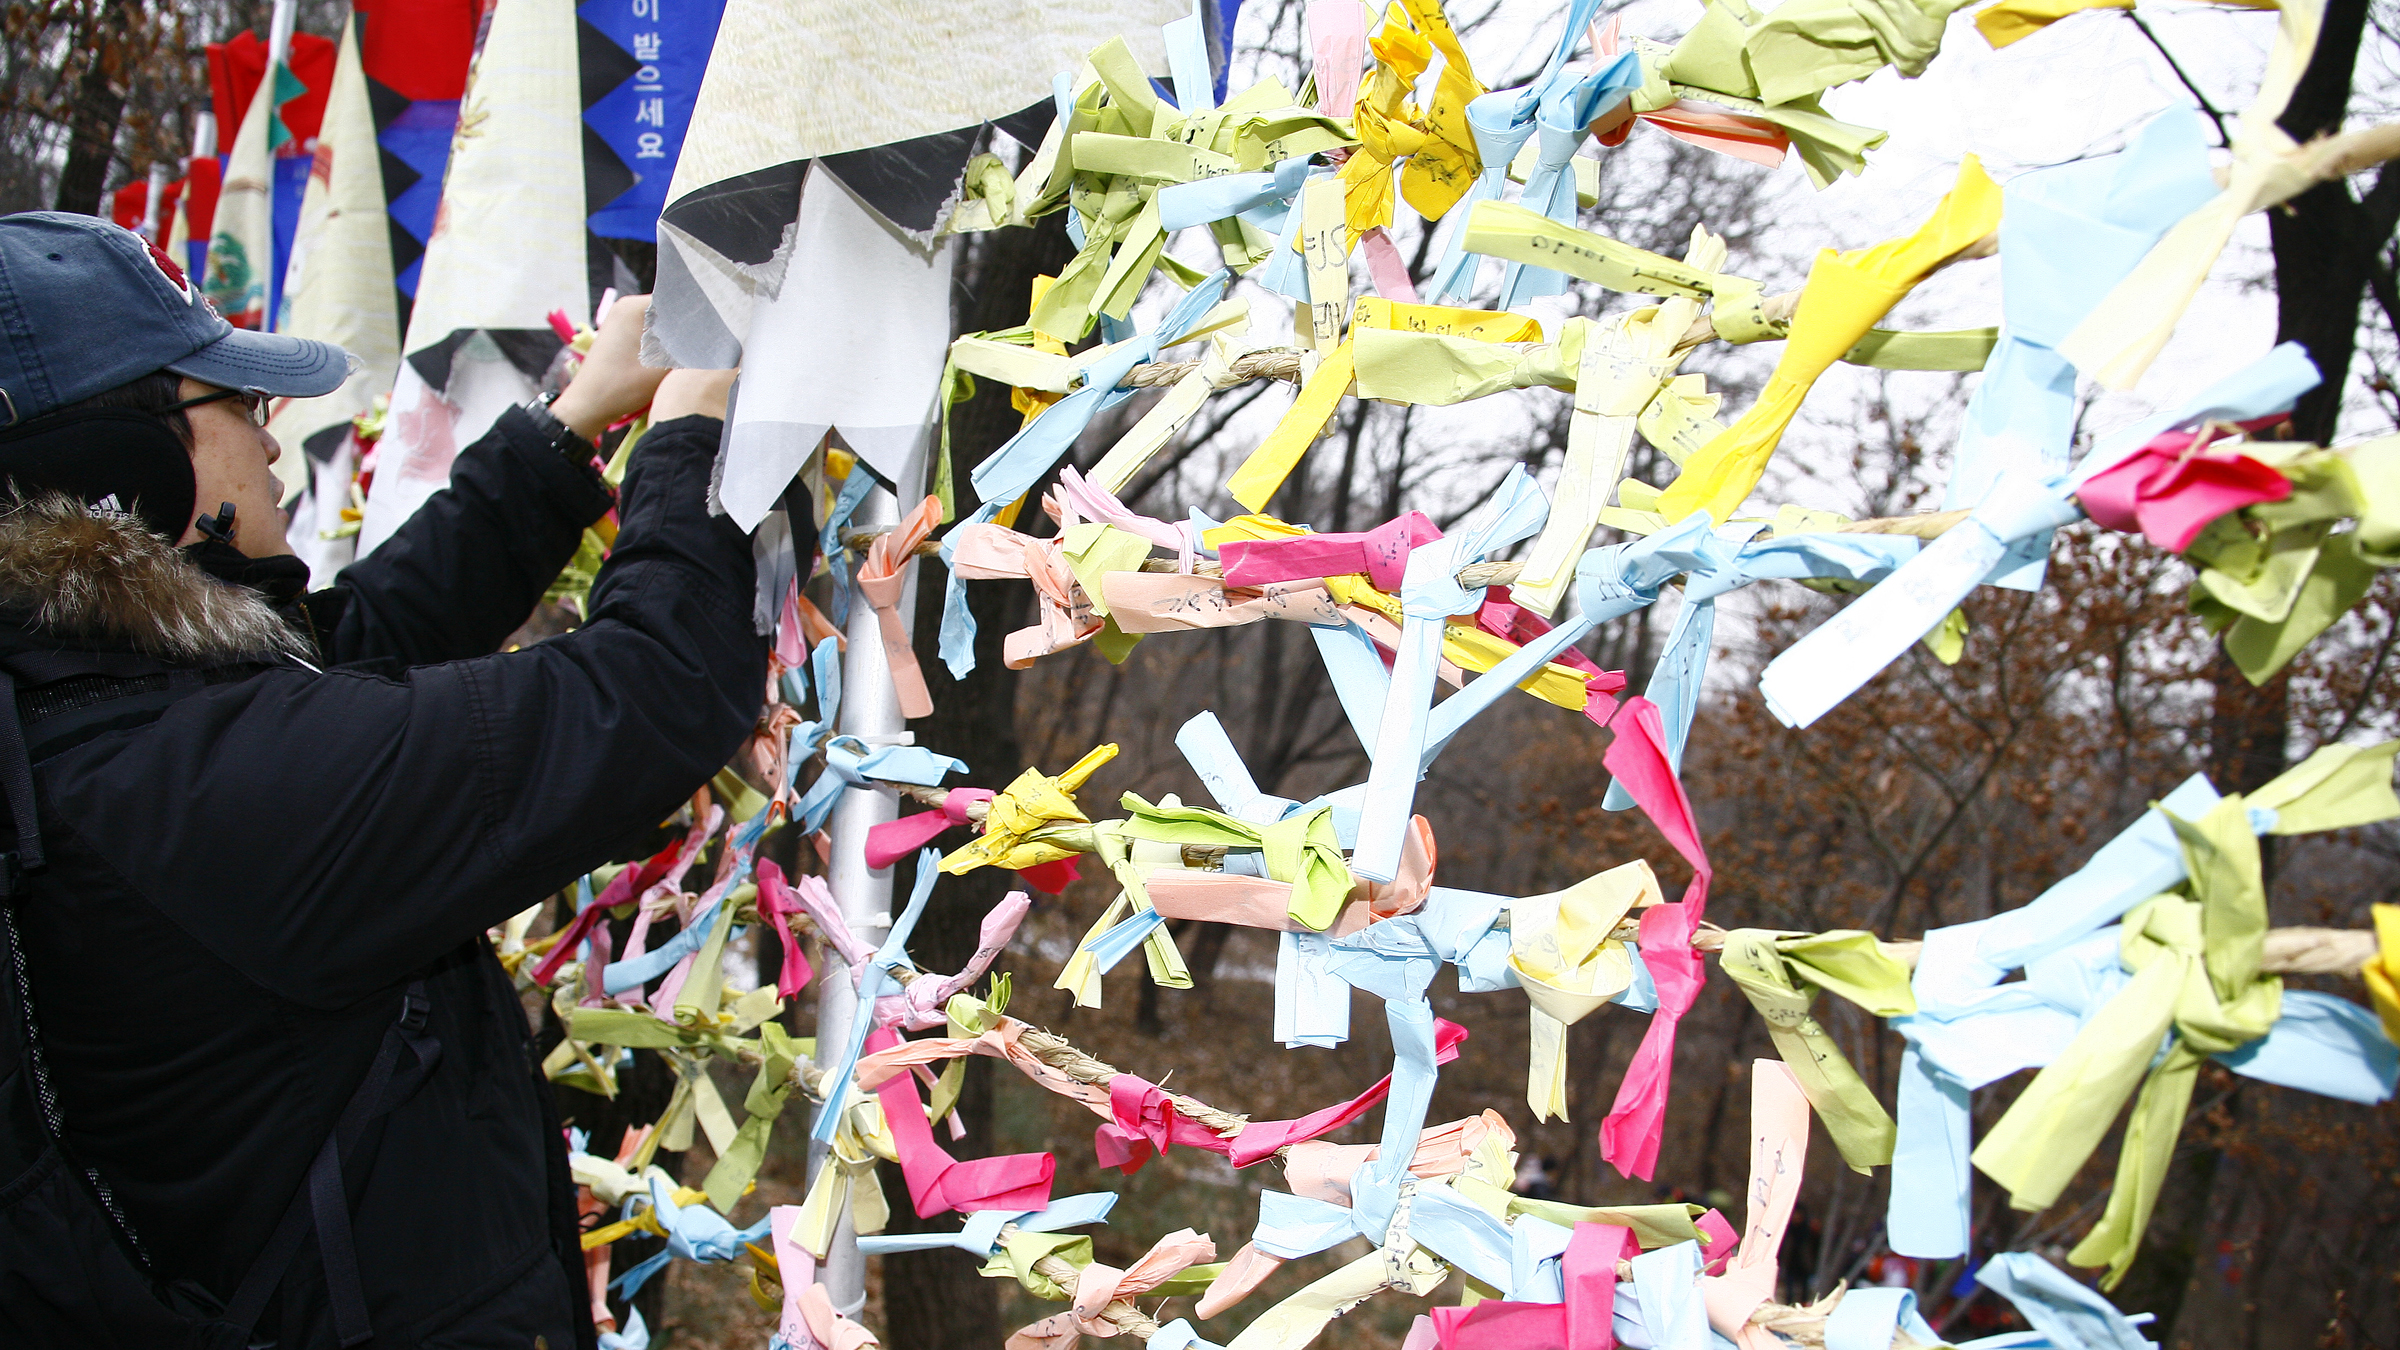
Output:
top-left (160, 386), bottom-right (272, 429)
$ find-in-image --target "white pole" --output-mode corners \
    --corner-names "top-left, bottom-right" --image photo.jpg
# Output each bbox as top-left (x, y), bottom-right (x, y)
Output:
top-left (809, 438), bottom-right (926, 1319)
top-left (266, 0), bottom-right (296, 70)
top-left (260, 0), bottom-right (298, 332)
top-left (192, 110), bottom-right (217, 160)
top-left (140, 163), bottom-right (170, 240)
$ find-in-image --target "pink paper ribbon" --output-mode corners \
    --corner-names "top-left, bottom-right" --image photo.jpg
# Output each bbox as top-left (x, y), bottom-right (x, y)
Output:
top-left (751, 859), bottom-right (818, 999)
top-left (1699, 1063), bottom-right (1811, 1348)
top-left (1361, 227), bottom-right (1421, 302)
top-left (950, 523), bottom-right (1103, 667)
top-left (1103, 574), bottom-right (1342, 633)
top-left (1478, 594), bottom-right (1628, 729)
top-left (1094, 1073), bottom-right (1250, 1173)
top-left (1428, 1221), bottom-right (1633, 1350)
top-left (1219, 511), bottom-right (1443, 591)
top-left (856, 494), bottom-right (943, 718)
top-left (855, 1016), bottom-right (1469, 1171)
top-left (2075, 426), bottom-right (2292, 552)
top-left (866, 789), bottom-right (997, 870)
top-left (1055, 466), bottom-right (1198, 567)
top-left (868, 1025), bottom-right (1057, 1217)
top-left (1309, 0), bottom-right (1365, 116)
top-left (530, 838), bottom-right (682, 987)
top-left (775, 571), bottom-right (808, 669)
top-left (1597, 696), bottom-right (1713, 1181)
top-left (1696, 1207), bottom-right (1738, 1276)
top-left (883, 891), bottom-right (1032, 1031)
top-left (1007, 1229), bottom-right (1218, 1350)
top-left (1015, 856), bottom-right (1083, 895)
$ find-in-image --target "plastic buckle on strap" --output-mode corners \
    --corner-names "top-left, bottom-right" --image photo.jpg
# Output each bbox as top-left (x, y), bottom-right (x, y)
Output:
top-left (398, 986), bottom-right (431, 1032)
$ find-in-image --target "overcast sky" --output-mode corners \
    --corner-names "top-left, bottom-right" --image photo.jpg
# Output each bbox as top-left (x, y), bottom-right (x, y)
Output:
top-left (1180, 0), bottom-right (2376, 526)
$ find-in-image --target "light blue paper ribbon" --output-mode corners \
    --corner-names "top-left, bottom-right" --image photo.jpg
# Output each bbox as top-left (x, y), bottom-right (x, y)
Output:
top-left (1354, 464), bottom-right (1550, 882)
top-left (2215, 990), bottom-right (2399, 1103)
top-left (1148, 1319), bottom-right (1227, 1350)
top-left (1156, 155), bottom-right (1312, 232)
top-left (1162, 0), bottom-right (1215, 116)
top-left (612, 1173), bottom-right (778, 1297)
top-left (793, 737), bottom-right (969, 835)
top-left (598, 1307), bottom-right (650, 1350)
top-left (1601, 528), bottom-right (1918, 810)
top-left (1976, 1251), bottom-right (2156, 1350)
top-left (810, 848), bottom-right (942, 1145)
top-left (1177, 711), bottom-right (1301, 823)
top-left (1419, 887), bottom-right (1516, 991)
top-left (786, 629), bottom-right (962, 832)
top-left (1252, 1189), bottom-right (1368, 1260)
top-left (1509, 1212), bottom-right (1576, 1302)
top-left (1888, 770), bottom-right (2398, 1256)
top-left (1612, 1239), bottom-right (1731, 1350)
top-left (1274, 929), bottom-right (1352, 1047)
top-left (1824, 1288), bottom-right (1945, 1350)
top-left (942, 270), bottom-right (1235, 677)
top-left (1256, 169), bottom-right (1334, 301)
top-left (822, 466), bottom-right (879, 627)
top-left (1426, 0), bottom-right (1606, 303)
top-left (1350, 997), bottom-right (1440, 1241)
top-left (1495, 53), bottom-right (1644, 310)
top-left (1312, 619), bottom-right (1393, 752)
top-left (855, 1191), bottom-right (1118, 1256)
top-left (1407, 1182), bottom-right (1516, 1290)
top-left (1947, 107), bottom-right (2219, 590)
top-left (1760, 343), bottom-right (2321, 730)
top-left (1888, 771), bottom-right (2215, 1257)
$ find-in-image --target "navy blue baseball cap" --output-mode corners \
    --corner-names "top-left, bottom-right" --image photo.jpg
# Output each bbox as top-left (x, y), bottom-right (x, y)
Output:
top-left (0, 211), bottom-right (352, 426)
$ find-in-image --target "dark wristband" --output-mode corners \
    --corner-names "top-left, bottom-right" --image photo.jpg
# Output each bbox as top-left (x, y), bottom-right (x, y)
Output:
top-left (525, 392), bottom-right (597, 466)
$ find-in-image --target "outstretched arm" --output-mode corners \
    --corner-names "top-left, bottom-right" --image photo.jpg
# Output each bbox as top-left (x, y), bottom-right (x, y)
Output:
top-left (62, 410), bottom-right (769, 1009)
top-left (319, 298), bottom-right (679, 668)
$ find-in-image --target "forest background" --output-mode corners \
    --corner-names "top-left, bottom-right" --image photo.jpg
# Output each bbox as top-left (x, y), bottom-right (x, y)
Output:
top-left (6, 0), bottom-right (2400, 1347)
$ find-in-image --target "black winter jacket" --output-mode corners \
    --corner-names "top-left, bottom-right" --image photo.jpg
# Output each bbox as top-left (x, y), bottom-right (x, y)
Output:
top-left (0, 409), bottom-right (767, 1346)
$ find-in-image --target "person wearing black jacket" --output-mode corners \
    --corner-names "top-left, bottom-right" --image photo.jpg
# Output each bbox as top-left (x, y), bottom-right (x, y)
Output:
top-left (0, 214), bottom-right (776, 1348)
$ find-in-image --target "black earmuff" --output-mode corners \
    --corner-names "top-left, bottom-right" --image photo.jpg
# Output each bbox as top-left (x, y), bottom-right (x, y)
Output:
top-left (0, 408), bottom-right (197, 542)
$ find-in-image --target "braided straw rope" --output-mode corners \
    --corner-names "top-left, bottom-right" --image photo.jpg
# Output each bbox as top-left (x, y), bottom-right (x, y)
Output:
top-left (1028, 1251), bottom-right (1169, 1338)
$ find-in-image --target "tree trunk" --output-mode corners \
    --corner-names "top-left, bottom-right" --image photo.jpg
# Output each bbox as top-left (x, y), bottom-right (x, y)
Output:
top-left (54, 1), bottom-right (134, 215)
top-left (2150, 0), bottom-right (2381, 1291)
top-left (2267, 0), bottom-right (2372, 443)
top-left (874, 211), bottom-right (1076, 1350)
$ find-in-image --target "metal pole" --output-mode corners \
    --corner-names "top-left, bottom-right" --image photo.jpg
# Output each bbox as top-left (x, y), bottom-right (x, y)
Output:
top-left (808, 437), bottom-right (925, 1318)
top-left (140, 163), bottom-right (169, 241)
top-left (266, 0), bottom-right (295, 71)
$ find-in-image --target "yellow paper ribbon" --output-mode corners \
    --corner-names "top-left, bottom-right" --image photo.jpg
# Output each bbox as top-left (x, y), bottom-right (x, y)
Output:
top-left (1975, 796), bottom-right (2284, 1288)
top-left (2365, 903), bottom-right (2400, 1046)
top-left (1510, 861), bottom-right (1654, 1120)
top-left (1227, 299), bottom-right (1541, 511)
top-left (941, 743), bottom-right (1120, 874)
top-left (1718, 928), bottom-right (1917, 1171)
top-left (1656, 156), bottom-right (2001, 522)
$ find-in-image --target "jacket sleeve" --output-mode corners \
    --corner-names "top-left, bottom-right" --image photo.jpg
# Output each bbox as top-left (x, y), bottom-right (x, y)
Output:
top-left (320, 406), bottom-right (619, 667)
top-left (44, 415), bottom-right (769, 1009)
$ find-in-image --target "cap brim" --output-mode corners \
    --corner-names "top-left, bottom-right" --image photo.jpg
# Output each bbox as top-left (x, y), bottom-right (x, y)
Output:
top-left (164, 328), bottom-right (356, 399)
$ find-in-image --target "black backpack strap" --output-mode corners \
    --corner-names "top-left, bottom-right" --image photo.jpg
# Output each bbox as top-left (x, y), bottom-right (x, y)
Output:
top-left (221, 981), bottom-right (440, 1344)
top-left (0, 665), bottom-right (46, 873)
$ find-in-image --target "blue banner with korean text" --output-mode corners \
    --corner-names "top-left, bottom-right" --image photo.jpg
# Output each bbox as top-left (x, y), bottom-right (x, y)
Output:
top-left (578, 0), bottom-right (726, 241)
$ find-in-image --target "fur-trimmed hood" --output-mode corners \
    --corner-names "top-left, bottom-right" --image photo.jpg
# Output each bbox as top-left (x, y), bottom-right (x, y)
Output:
top-left (0, 493), bottom-right (310, 664)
